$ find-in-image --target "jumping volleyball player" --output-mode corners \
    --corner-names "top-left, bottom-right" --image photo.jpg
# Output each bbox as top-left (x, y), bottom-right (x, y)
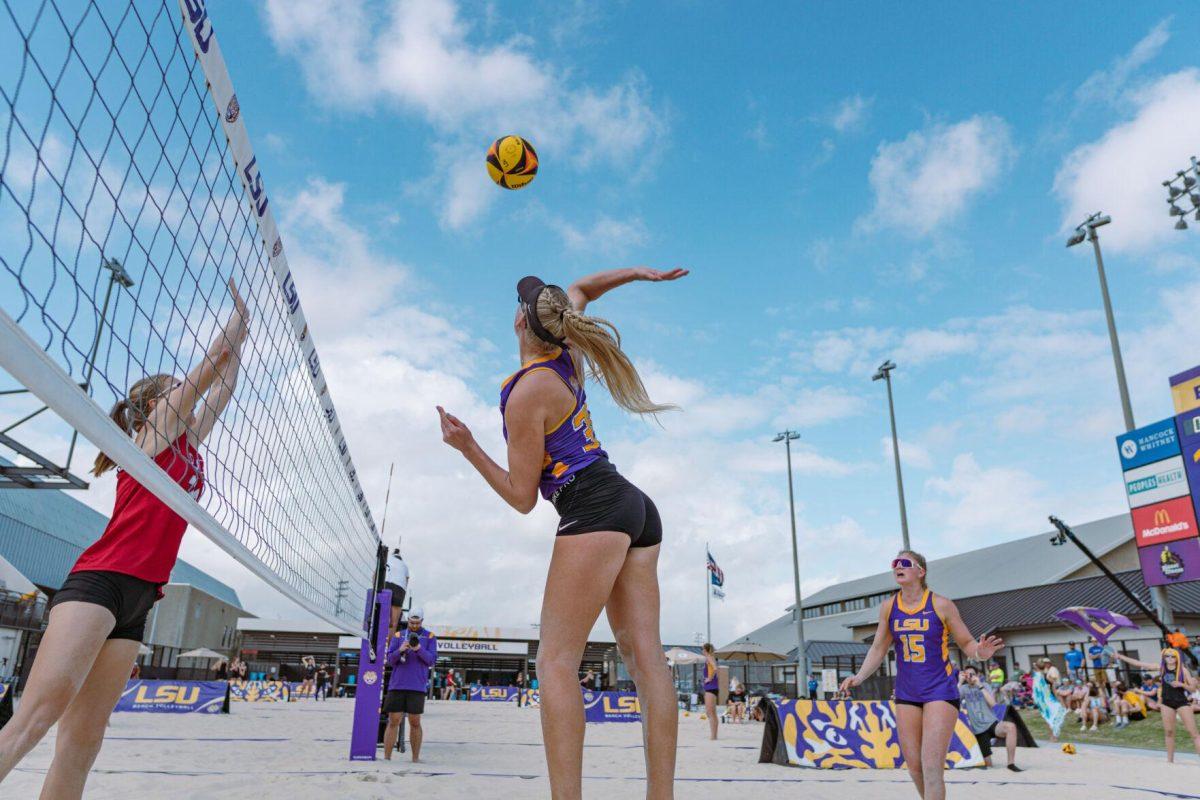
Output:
top-left (438, 267), bottom-right (687, 800)
top-left (0, 280), bottom-right (248, 798)
top-left (840, 551), bottom-right (1002, 800)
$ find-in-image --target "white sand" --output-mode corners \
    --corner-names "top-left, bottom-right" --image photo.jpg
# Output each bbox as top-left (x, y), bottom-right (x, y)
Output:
top-left (5, 699), bottom-right (1198, 799)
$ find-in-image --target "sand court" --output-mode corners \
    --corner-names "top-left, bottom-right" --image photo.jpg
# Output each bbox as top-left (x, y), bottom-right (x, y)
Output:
top-left (6, 699), bottom-right (1198, 799)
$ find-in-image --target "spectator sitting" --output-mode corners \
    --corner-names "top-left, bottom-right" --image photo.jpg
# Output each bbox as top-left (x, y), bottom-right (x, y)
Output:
top-left (1135, 674), bottom-right (1161, 713)
top-left (1079, 681), bottom-right (1107, 732)
top-left (1107, 680), bottom-right (1134, 729)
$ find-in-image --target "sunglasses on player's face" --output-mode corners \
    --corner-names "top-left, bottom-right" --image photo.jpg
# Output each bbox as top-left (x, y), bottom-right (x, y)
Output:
top-left (891, 557), bottom-right (916, 570)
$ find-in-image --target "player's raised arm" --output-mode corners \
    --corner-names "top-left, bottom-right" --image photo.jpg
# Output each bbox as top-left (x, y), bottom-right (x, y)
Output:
top-left (567, 267), bottom-right (688, 312)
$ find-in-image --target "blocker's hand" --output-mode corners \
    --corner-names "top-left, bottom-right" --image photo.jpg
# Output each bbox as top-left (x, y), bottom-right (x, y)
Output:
top-left (634, 267), bottom-right (689, 282)
top-left (975, 634), bottom-right (1004, 661)
top-left (437, 406), bottom-right (476, 453)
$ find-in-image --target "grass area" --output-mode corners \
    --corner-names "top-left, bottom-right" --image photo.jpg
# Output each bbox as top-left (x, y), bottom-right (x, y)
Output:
top-left (1017, 707), bottom-right (1166, 752)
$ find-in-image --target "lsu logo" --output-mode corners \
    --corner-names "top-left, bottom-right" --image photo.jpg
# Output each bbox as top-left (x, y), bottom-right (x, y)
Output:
top-left (224, 95), bottom-right (240, 124)
top-left (603, 695), bottom-right (640, 714)
top-left (308, 349), bottom-right (321, 378)
top-left (893, 618), bottom-right (928, 632)
top-left (181, 0), bottom-right (214, 53)
top-left (272, 237), bottom-right (283, 258)
top-left (134, 684), bottom-right (200, 705)
top-left (481, 688), bottom-right (510, 699)
top-left (282, 272), bottom-right (300, 314)
top-left (242, 156), bottom-right (269, 217)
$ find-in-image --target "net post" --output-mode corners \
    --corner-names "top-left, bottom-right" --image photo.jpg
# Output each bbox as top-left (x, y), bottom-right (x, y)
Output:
top-left (349, 589), bottom-right (391, 761)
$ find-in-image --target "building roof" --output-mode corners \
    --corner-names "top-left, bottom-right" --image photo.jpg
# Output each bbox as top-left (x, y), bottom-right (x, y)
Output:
top-left (0, 476), bottom-right (242, 609)
top-left (954, 569), bottom-right (1200, 634)
top-left (725, 514), bottom-right (1137, 654)
top-left (795, 514), bottom-right (1132, 611)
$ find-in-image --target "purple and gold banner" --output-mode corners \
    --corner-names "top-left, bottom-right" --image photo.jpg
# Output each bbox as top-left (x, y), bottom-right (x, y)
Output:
top-left (1138, 535), bottom-right (1200, 586)
top-left (522, 688), bottom-right (540, 707)
top-left (114, 680), bottom-right (228, 714)
top-left (469, 685), bottom-right (520, 702)
top-left (229, 679), bottom-right (290, 702)
top-left (582, 690), bottom-right (640, 722)
top-left (773, 699), bottom-right (982, 769)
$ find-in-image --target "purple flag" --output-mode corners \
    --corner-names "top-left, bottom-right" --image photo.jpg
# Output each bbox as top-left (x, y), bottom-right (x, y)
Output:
top-left (1054, 606), bottom-right (1137, 645)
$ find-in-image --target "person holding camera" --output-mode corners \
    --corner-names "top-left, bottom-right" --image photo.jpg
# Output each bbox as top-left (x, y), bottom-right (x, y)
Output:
top-left (383, 608), bottom-right (436, 762)
top-left (959, 665), bottom-right (1022, 772)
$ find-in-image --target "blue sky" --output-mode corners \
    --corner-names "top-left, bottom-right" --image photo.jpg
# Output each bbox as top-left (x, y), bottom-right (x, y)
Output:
top-left (7, 1), bottom-right (1200, 645)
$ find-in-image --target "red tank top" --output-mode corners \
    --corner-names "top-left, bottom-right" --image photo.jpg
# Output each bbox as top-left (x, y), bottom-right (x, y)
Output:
top-left (72, 434), bottom-right (205, 585)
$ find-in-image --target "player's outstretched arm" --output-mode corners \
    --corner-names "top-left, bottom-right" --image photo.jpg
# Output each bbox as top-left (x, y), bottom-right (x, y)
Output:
top-left (567, 267), bottom-right (688, 313)
top-left (841, 600), bottom-right (894, 694)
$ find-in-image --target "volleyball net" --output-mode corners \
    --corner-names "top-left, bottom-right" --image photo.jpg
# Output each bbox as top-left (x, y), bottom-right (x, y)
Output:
top-left (0, 0), bottom-right (380, 631)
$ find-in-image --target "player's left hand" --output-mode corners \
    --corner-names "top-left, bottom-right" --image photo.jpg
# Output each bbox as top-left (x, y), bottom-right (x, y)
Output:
top-left (635, 267), bottom-right (689, 282)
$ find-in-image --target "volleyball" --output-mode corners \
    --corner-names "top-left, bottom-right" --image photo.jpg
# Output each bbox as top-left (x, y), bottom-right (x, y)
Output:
top-left (1061, 743), bottom-right (1076, 755)
top-left (486, 135), bottom-right (538, 189)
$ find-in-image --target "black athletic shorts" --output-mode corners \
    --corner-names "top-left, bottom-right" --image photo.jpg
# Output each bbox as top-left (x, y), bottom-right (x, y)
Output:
top-left (973, 722), bottom-right (998, 758)
top-left (894, 698), bottom-right (961, 711)
top-left (49, 570), bottom-right (159, 641)
top-left (551, 459), bottom-right (662, 548)
top-left (384, 689), bottom-right (426, 715)
top-left (384, 583), bottom-right (407, 609)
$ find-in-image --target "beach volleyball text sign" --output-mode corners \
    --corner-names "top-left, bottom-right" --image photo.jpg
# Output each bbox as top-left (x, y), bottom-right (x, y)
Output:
top-left (114, 680), bottom-right (228, 714)
top-left (582, 690), bottom-right (640, 722)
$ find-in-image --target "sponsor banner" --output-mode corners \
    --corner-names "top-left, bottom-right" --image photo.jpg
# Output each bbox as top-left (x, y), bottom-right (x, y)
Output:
top-left (1123, 456), bottom-right (1189, 507)
top-left (1170, 365), bottom-right (1200, 414)
top-left (521, 688), bottom-right (540, 707)
top-left (228, 679), bottom-right (290, 702)
top-left (439, 639), bottom-right (527, 656)
top-left (1138, 536), bottom-right (1200, 586)
top-left (1116, 418), bottom-right (1180, 471)
top-left (582, 690), bottom-right (641, 722)
top-left (114, 680), bottom-right (228, 714)
top-left (469, 685), bottom-right (521, 702)
top-left (1132, 496), bottom-right (1200, 547)
top-left (774, 699), bottom-right (982, 769)
top-left (1177, 409), bottom-right (1200, 522)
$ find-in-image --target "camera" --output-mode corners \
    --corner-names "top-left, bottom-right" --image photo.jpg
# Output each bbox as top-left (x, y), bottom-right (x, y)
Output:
top-left (408, 633), bottom-right (420, 648)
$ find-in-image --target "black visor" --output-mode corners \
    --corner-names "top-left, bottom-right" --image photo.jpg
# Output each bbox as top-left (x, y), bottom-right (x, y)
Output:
top-left (516, 275), bottom-right (565, 346)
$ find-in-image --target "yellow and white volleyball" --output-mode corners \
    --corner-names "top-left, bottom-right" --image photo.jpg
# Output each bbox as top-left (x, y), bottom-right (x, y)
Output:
top-left (1061, 743), bottom-right (1076, 755)
top-left (486, 135), bottom-right (538, 190)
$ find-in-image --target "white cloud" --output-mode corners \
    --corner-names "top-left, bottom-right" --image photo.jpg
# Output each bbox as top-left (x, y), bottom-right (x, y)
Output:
top-left (880, 436), bottom-right (933, 470)
top-left (263, 0), bottom-right (666, 229)
top-left (829, 94), bottom-right (872, 133)
top-left (923, 453), bottom-right (1047, 540)
top-left (544, 213), bottom-right (650, 256)
top-left (1075, 18), bottom-right (1172, 107)
top-left (863, 115), bottom-right (1016, 235)
top-left (1055, 69), bottom-right (1200, 254)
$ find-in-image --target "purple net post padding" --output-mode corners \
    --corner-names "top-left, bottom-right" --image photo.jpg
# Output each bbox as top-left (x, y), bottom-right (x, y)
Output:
top-left (349, 589), bottom-right (390, 761)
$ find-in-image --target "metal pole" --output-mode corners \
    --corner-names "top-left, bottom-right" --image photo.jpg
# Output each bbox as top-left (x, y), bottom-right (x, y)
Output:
top-left (883, 371), bottom-right (911, 551)
top-left (1088, 230), bottom-right (1173, 626)
top-left (783, 433), bottom-right (808, 698)
top-left (705, 542), bottom-right (711, 645)
top-left (67, 258), bottom-right (129, 469)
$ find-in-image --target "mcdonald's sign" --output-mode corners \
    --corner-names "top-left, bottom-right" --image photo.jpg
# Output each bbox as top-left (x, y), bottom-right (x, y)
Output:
top-left (1132, 496), bottom-right (1198, 547)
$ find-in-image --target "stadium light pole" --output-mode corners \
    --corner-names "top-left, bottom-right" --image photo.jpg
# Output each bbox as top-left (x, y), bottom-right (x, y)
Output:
top-left (1162, 157), bottom-right (1200, 231)
top-left (1066, 213), bottom-right (1174, 626)
top-left (872, 360), bottom-right (910, 551)
top-left (773, 430), bottom-right (808, 699)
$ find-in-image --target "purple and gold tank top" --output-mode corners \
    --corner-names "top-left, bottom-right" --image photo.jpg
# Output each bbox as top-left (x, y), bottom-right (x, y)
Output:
top-left (889, 589), bottom-right (958, 703)
top-left (500, 347), bottom-right (607, 500)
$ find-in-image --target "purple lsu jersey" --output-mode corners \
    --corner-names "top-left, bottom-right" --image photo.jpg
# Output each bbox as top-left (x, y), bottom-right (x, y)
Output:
top-left (889, 589), bottom-right (958, 703)
top-left (500, 347), bottom-right (607, 499)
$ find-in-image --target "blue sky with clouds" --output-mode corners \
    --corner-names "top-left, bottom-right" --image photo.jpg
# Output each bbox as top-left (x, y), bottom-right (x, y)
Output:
top-left (194, 2), bottom-right (1200, 643)
top-left (9, 1), bottom-right (1200, 645)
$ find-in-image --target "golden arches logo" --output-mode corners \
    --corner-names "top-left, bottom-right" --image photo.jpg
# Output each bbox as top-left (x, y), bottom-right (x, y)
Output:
top-left (1154, 509), bottom-right (1171, 526)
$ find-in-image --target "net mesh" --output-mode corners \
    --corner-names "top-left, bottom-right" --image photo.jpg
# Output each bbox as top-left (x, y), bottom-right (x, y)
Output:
top-left (0, 0), bottom-right (378, 627)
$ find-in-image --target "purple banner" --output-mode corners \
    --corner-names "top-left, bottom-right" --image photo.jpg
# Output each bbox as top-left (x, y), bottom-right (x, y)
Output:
top-left (1138, 537), bottom-right (1200, 586)
top-left (114, 680), bottom-right (227, 713)
top-left (349, 589), bottom-right (390, 761)
top-left (1176, 409), bottom-right (1200, 523)
top-left (468, 685), bottom-right (520, 702)
top-left (582, 690), bottom-right (640, 722)
top-left (1053, 607), bottom-right (1137, 645)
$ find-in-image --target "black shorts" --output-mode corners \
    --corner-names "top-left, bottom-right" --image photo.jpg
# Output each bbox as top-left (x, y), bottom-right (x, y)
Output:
top-left (384, 583), bottom-right (407, 609)
top-left (551, 459), bottom-right (662, 548)
top-left (895, 698), bottom-right (961, 711)
top-left (974, 722), bottom-right (998, 758)
top-left (384, 689), bottom-right (426, 715)
top-left (49, 570), bottom-right (159, 641)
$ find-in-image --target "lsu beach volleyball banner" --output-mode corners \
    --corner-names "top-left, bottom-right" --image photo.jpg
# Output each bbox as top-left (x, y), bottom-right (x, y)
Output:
top-left (469, 685), bottom-right (521, 702)
top-left (522, 688), bottom-right (540, 707)
top-left (114, 680), bottom-right (229, 714)
top-left (582, 690), bottom-right (641, 722)
top-left (764, 699), bottom-right (982, 769)
top-left (229, 680), bottom-right (290, 702)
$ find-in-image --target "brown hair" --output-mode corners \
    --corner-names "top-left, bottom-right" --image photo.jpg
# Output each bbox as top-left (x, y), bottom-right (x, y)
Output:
top-left (897, 550), bottom-right (928, 589)
top-left (533, 286), bottom-right (673, 415)
top-left (92, 374), bottom-right (177, 476)
top-left (702, 643), bottom-right (714, 655)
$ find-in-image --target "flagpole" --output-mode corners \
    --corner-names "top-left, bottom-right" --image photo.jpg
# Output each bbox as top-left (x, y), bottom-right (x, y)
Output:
top-left (705, 542), bottom-right (711, 644)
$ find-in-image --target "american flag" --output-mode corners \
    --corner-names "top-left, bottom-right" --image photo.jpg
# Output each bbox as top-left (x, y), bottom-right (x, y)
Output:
top-left (707, 550), bottom-right (724, 587)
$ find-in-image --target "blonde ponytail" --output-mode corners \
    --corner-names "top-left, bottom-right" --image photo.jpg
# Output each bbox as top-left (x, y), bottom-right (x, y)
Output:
top-left (536, 287), bottom-right (674, 415)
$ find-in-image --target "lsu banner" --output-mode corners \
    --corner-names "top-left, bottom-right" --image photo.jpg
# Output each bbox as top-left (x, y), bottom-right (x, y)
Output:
top-left (229, 680), bottom-right (290, 702)
top-left (769, 699), bottom-right (982, 769)
top-left (582, 690), bottom-right (640, 722)
top-left (469, 685), bottom-right (520, 702)
top-left (521, 688), bottom-right (540, 707)
top-left (114, 680), bottom-right (228, 714)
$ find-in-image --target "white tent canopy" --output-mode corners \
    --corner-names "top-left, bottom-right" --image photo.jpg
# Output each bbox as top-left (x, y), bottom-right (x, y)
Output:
top-left (665, 647), bottom-right (705, 666)
top-left (178, 647), bottom-right (225, 661)
top-left (714, 640), bottom-right (787, 662)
